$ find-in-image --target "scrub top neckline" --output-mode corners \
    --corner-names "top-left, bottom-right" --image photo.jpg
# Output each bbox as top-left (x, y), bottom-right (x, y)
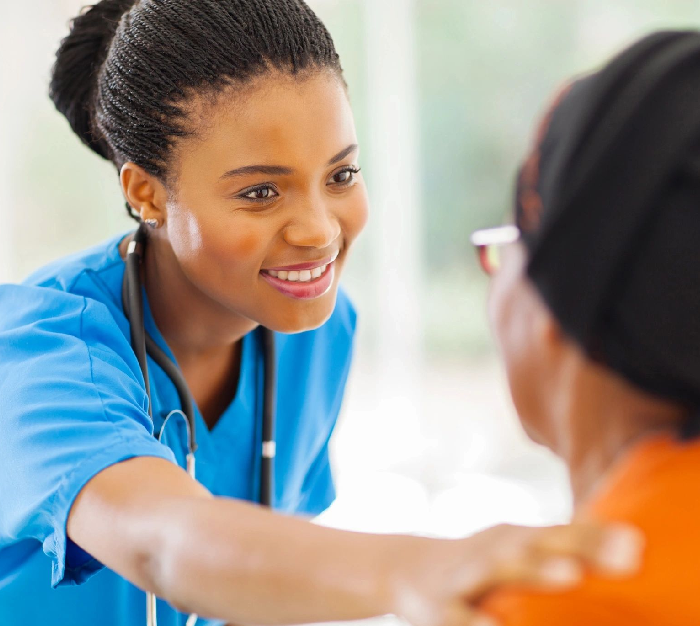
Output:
top-left (109, 231), bottom-right (255, 438)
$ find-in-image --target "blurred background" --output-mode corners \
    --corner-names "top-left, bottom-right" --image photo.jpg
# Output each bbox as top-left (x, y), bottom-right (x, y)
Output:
top-left (1, 0), bottom-right (699, 603)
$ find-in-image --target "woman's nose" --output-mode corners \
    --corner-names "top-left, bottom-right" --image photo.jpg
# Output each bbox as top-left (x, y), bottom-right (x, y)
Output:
top-left (283, 204), bottom-right (341, 249)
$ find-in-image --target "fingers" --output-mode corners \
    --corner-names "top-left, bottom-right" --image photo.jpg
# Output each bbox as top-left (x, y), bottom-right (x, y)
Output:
top-left (454, 547), bottom-right (584, 604)
top-left (491, 552), bottom-right (583, 590)
top-left (451, 521), bottom-right (644, 604)
top-left (467, 551), bottom-right (583, 603)
top-left (528, 520), bottom-right (644, 576)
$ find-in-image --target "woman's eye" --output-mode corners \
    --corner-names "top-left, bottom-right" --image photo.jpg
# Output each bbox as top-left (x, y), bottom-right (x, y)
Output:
top-left (330, 167), bottom-right (361, 186)
top-left (334, 170), bottom-right (353, 184)
top-left (242, 186), bottom-right (278, 200)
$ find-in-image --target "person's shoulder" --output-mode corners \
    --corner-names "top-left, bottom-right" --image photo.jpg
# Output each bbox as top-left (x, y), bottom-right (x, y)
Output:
top-left (23, 232), bottom-right (127, 294)
top-left (0, 281), bottom-right (129, 352)
top-left (481, 435), bottom-right (700, 626)
top-left (0, 239), bottom-right (133, 359)
top-left (482, 584), bottom-right (650, 626)
top-left (587, 434), bottom-right (700, 528)
top-left (0, 282), bottom-right (87, 330)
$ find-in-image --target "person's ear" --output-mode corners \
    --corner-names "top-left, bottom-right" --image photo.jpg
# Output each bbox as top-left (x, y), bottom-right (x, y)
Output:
top-left (120, 163), bottom-right (168, 226)
top-left (538, 307), bottom-right (567, 361)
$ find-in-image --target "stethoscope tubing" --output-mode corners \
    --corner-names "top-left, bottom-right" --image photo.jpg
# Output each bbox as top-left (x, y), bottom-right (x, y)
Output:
top-left (122, 224), bottom-right (276, 626)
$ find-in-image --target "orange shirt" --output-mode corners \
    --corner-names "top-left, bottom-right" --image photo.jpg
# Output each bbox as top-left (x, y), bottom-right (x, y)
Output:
top-left (481, 435), bottom-right (700, 626)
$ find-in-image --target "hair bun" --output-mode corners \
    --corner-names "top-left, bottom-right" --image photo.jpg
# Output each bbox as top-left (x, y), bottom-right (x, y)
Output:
top-left (50, 0), bottom-right (137, 160)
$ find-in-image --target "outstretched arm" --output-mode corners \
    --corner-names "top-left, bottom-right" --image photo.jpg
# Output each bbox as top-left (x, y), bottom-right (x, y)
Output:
top-left (68, 456), bottom-right (641, 626)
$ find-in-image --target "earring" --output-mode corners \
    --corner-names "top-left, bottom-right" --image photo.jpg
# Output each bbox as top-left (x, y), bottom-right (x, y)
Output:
top-left (144, 218), bottom-right (161, 229)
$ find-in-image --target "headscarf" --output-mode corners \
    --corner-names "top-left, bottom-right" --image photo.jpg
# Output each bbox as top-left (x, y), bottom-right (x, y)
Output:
top-left (515, 30), bottom-right (700, 411)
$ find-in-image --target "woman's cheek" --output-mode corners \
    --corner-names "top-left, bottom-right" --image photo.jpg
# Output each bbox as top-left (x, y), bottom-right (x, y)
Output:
top-left (182, 212), bottom-right (205, 257)
top-left (199, 213), bottom-right (281, 287)
top-left (343, 185), bottom-right (370, 243)
top-left (226, 229), bottom-right (263, 262)
top-left (165, 197), bottom-right (207, 262)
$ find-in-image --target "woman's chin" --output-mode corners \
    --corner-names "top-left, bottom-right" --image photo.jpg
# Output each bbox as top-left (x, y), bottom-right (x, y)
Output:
top-left (263, 291), bottom-right (339, 334)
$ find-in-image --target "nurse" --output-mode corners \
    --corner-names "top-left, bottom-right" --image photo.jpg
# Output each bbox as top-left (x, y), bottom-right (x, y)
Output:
top-left (0, 1), bottom-right (641, 626)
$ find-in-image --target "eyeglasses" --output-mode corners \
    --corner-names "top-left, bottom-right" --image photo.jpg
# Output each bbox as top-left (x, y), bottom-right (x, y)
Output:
top-left (470, 225), bottom-right (521, 275)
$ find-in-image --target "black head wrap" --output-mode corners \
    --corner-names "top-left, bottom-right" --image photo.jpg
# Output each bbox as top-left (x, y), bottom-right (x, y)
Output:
top-left (515, 30), bottom-right (700, 412)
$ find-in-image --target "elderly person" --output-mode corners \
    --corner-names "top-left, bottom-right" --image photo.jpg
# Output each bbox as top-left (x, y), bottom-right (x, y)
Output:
top-left (475, 30), bottom-right (700, 625)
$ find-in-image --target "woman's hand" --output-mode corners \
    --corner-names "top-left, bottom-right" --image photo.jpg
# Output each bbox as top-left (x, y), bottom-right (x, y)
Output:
top-left (388, 521), bottom-right (643, 626)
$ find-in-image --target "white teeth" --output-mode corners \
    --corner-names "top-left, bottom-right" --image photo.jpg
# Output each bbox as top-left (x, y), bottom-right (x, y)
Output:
top-left (267, 261), bottom-right (333, 283)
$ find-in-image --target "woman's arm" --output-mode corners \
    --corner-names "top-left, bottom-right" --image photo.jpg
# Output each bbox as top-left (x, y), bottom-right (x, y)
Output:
top-left (68, 457), bottom-right (641, 626)
top-left (67, 457), bottom-right (408, 623)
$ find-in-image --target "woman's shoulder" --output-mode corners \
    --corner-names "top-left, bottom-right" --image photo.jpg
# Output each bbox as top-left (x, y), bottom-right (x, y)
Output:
top-left (0, 233), bottom-right (131, 353)
top-left (482, 434), bottom-right (700, 626)
top-left (22, 232), bottom-right (126, 296)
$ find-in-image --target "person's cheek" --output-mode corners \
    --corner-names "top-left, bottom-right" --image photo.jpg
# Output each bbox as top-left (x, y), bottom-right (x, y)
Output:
top-left (487, 271), bottom-right (510, 356)
top-left (491, 277), bottom-right (550, 445)
top-left (166, 202), bottom-right (207, 266)
top-left (340, 185), bottom-right (370, 248)
top-left (214, 228), bottom-right (260, 266)
top-left (489, 273), bottom-right (530, 412)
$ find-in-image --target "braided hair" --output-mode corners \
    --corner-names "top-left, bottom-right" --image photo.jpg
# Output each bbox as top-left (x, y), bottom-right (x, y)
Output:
top-left (49, 0), bottom-right (343, 220)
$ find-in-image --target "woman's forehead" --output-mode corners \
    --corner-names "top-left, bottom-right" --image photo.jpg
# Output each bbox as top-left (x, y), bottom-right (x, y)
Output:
top-left (180, 71), bottom-right (355, 168)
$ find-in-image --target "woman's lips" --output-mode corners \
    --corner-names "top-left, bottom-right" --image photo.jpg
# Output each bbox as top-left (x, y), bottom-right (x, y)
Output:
top-left (264, 251), bottom-right (339, 272)
top-left (265, 254), bottom-right (336, 272)
top-left (260, 259), bottom-right (337, 300)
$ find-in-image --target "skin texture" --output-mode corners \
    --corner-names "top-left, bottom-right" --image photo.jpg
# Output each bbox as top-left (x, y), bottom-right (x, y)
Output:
top-left (69, 72), bottom-right (644, 626)
top-left (488, 242), bottom-right (688, 503)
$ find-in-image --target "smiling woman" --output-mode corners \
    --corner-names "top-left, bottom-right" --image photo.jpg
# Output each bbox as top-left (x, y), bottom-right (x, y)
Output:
top-left (118, 70), bottom-right (367, 364)
top-left (0, 1), bottom-right (642, 626)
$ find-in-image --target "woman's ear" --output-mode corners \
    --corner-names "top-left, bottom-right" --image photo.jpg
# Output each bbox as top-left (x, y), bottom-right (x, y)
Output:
top-left (120, 163), bottom-right (168, 225)
top-left (536, 305), bottom-right (572, 376)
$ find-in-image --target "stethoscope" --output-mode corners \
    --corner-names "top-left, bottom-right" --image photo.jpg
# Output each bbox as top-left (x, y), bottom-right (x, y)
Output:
top-left (122, 223), bottom-right (277, 626)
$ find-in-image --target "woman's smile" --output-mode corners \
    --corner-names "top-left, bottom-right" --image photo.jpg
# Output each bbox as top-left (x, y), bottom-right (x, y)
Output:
top-left (260, 250), bottom-right (339, 299)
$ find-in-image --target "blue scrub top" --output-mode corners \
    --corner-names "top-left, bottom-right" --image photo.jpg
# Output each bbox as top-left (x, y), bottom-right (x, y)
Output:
top-left (0, 233), bottom-right (357, 626)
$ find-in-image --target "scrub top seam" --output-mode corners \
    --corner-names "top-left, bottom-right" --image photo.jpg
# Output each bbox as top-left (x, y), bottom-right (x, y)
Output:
top-left (66, 262), bottom-right (124, 303)
top-left (45, 294), bottom-right (172, 586)
top-left (42, 297), bottom-right (88, 558)
top-left (45, 297), bottom-right (128, 543)
top-left (80, 297), bottom-right (132, 442)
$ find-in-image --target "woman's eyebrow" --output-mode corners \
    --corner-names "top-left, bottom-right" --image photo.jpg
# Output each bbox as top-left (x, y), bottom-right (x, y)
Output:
top-left (327, 143), bottom-right (358, 166)
top-left (220, 164), bottom-right (294, 180)
top-left (219, 144), bottom-right (358, 180)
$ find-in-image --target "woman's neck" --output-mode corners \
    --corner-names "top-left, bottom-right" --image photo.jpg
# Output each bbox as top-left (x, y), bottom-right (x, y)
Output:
top-left (120, 232), bottom-right (257, 428)
top-left (554, 360), bottom-right (687, 505)
top-left (141, 234), bottom-right (258, 357)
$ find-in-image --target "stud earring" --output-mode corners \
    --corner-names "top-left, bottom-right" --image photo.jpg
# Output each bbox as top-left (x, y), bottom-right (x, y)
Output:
top-left (144, 218), bottom-right (161, 229)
